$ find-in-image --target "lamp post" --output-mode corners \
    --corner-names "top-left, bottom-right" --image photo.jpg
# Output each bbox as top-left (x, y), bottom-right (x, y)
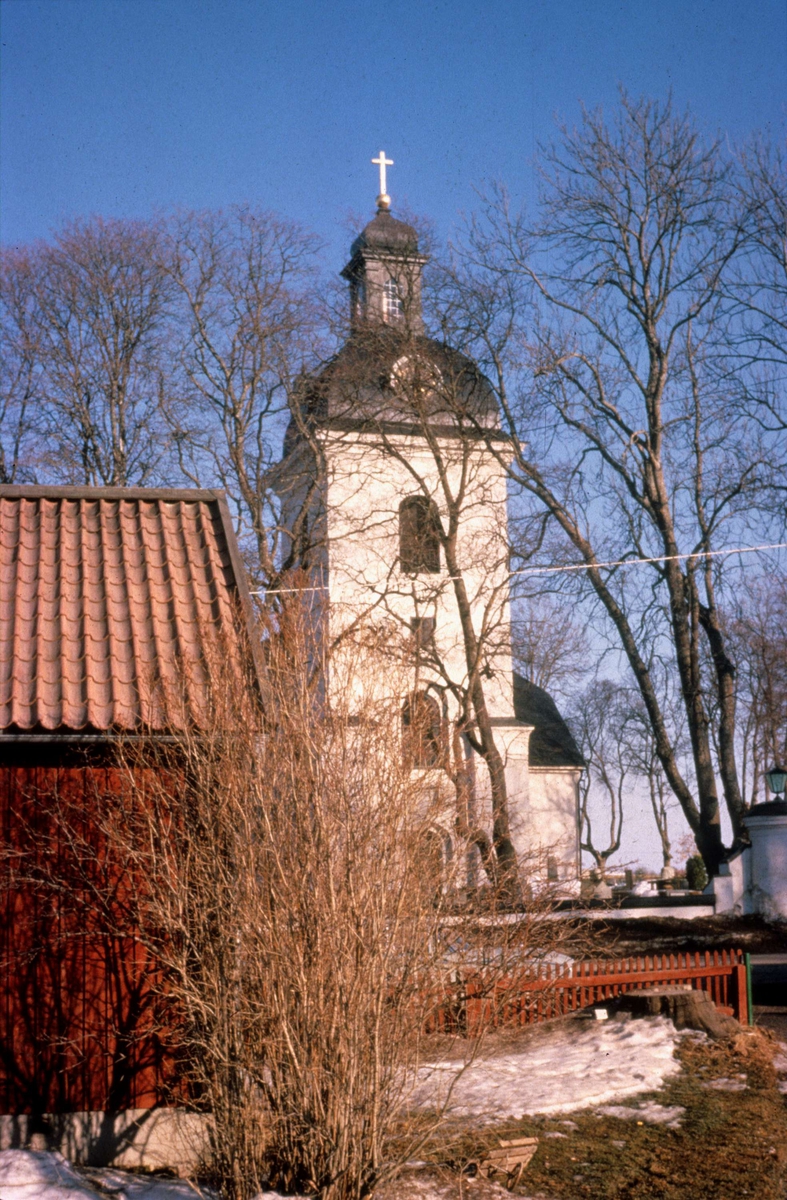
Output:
top-left (763, 764), bottom-right (787, 802)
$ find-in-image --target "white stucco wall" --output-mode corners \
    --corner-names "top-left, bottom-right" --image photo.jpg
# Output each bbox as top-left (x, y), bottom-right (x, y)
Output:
top-left (526, 766), bottom-right (582, 888)
top-left (320, 428), bottom-right (516, 718)
top-left (706, 847), bottom-right (750, 915)
top-left (744, 809), bottom-right (787, 921)
top-left (0, 1109), bottom-right (206, 1171)
top-left (276, 424), bottom-right (581, 888)
top-left (706, 807), bottom-right (787, 921)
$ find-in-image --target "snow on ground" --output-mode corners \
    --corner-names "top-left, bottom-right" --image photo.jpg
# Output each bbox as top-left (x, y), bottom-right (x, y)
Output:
top-left (84, 1165), bottom-right (200, 1198)
top-left (409, 1015), bottom-right (683, 1122)
top-left (0, 1155), bottom-right (523, 1200)
top-left (0, 1151), bottom-right (99, 1200)
top-left (0, 1151), bottom-right (200, 1200)
top-left (774, 1041), bottom-right (787, 1095)
top-left (0, 1017), bottom-right (691, 1200)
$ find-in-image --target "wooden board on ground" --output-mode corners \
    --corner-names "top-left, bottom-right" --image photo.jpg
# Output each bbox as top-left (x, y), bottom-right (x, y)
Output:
top-left (473, 1136), bottom-right (539, 1190)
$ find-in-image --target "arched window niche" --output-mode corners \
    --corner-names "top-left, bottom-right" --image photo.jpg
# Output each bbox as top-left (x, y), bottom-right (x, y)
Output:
top-left (399, 496), bottom-right (441, 574)
top-left (401, 690), bottom-right (443, 770)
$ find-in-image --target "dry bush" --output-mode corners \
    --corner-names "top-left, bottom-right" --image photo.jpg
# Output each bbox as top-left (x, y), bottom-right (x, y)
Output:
top-left (107, 605), bottom-right (483, 1199)
top-left (2, 602), bottom-right (589, 1198)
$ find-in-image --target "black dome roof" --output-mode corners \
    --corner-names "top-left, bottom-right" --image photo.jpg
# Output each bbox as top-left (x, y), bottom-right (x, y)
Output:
top-left (350, 211), bottom-right (420, 258)
top-left (286, 327), bottom-right (501, 450)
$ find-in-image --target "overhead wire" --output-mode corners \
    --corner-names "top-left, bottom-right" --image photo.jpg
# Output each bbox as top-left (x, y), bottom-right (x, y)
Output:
top-left (511, 541), bottom-right (787, 578)
top-left (251, 541), bottom-right (787, 594)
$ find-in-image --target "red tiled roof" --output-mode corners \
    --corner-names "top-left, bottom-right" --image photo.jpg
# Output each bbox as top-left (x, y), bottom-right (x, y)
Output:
top-left (0, 486), bottom-right (258, 735)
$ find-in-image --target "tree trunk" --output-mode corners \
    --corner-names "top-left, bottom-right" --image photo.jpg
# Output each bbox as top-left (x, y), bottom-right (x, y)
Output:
top-left (443, 534), bottom-right (521, 907)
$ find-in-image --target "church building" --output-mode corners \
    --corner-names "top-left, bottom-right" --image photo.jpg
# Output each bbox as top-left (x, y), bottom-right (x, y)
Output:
top-left (276, 160), bottom-right (584, 895)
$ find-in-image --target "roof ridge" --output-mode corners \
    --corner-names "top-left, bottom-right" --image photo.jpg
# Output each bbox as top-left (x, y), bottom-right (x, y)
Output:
top-left (0, 485), bottom-right (226, 502)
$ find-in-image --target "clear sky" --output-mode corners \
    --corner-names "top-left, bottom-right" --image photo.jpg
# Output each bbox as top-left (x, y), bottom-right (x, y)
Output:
top-left (2, 0), bottom-right (785, 272)
top-left (1, 0), bottom-right (785, 871)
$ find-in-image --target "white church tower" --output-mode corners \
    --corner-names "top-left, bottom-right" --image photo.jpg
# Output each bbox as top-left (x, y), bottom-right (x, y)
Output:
top-left (276, 159), bottom-right (582, 897)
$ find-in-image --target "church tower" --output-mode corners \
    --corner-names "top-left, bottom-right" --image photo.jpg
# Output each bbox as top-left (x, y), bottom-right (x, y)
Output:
top-left (276, 159), bottom-right (582, 894)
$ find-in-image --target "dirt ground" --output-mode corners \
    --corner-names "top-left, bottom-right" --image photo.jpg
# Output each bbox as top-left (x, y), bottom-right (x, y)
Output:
top-left (400, 1018), bottom-right (787, 1200)
top-left (582, 914), bottom-right (787, 957)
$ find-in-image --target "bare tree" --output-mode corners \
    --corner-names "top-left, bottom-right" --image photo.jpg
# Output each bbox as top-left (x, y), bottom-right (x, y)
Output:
top-left (0, 209), bottom-right (325, 572)
top-left (510, 594), bottom-right (591, 698)
top-left (571, 680), bottom-right (629, 882)
top-left (1, 217), bottom-right (174, 485)
top-left (162, 207), bottom-right (323, 584)
top-left (443, 93), bottom-right (784, 874)
top-left (730, 140), bottom-right (787, 433)
top-left (0, 248), bottom-right (41, 482)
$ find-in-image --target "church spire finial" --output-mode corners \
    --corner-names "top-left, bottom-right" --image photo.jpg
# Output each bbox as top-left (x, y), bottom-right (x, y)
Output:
top-left (372, 151), bottom-right (393, 211)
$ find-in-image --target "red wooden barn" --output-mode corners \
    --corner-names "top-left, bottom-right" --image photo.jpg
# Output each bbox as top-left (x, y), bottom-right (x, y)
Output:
top-left (0, 485), bottom-right (260, 1164)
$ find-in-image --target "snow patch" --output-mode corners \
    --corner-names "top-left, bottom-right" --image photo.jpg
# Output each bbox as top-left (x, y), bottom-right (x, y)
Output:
top-left (773, 1042), bottom-right (787, 1074)
top-left (593, 1101), bottom-right (685, 1128)
top-left (702, 1075), bottom-right (747, 1092)
top-left (0, 1151), bottom-right (99, 1199)
top-left (85, 1166), bottom-right (200, 1198)
top-left (410, 1016), bottom-right (682, 1121)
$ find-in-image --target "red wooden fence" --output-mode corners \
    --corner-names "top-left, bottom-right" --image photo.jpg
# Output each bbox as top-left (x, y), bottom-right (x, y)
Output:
top-left (425, 949), bottom-right (749, 1035)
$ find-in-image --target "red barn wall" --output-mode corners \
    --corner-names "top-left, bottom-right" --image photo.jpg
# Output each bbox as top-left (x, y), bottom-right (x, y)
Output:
top-left (1, 750), bottom-right (173, 1117)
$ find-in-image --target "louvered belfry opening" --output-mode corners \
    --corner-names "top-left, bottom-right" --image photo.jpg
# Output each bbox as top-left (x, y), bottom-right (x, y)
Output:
top-left (399, 496), bottom-right (441, 574)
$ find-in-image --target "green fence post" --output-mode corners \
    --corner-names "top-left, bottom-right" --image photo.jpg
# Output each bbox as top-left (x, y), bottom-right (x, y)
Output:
top-left (744, 952), bottom-right (753, 1026)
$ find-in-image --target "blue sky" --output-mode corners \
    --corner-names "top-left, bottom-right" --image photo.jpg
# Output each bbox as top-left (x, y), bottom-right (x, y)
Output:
top-left (2, 0), bottom-right (785, 273)
top-left (1, 0), bottom-right (784, 870)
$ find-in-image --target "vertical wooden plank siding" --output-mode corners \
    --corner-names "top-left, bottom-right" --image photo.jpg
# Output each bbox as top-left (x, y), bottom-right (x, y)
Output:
top-left (1, 763), bottom-right (172, 1116)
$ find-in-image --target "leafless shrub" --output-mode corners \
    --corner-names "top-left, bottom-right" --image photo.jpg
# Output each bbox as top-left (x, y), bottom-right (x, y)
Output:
top-left (109, 596), bottom-right (594, 1197)
top-left (96, 605), bottom-right (478, 1197)
top-left (2, 596), bottom-right (592, 1197)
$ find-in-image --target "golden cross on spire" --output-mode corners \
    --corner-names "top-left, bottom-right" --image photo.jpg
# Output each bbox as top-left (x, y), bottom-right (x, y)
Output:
top-left (372, 151), bottom-right (393, 210)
